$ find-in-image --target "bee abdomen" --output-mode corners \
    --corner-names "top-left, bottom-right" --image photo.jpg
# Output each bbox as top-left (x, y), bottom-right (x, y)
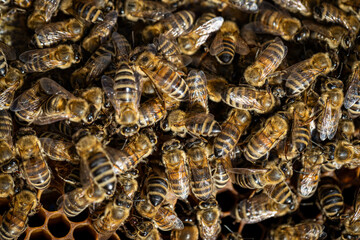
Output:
top-left (191, 179), bottom-right (212, 200)
top-left (138, 98), bottom-right (166, 128)
top-left (0, 209), bottom-right (27, 240)
top-left (154, 67), bottom-right (188, 100)
top-left (186, 116), bottom-right (221, 137)
top-left (214, 124), bottom-right (241, 158)
top-left (74, 2), bottom-right (104, 23)
top-left (214, 162), bottom-right (229, 190)
top-left (147, 176), bottom-right (168, 207)
top-left (293, 125), bottom-right (310, 152)
top-left (114, 63), bottom-right (137, 103)
top-left (25, 157), bottom-right (51, 189)
top-left (216, 37), bottom-right (235, 64)
top-left (318, 183), bottom-right (344, 219)
top-left (0, 51), bottom-right (8, 77)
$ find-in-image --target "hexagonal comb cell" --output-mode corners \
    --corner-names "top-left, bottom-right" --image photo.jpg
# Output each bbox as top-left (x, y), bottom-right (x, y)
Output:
top-left (73, 225), bottom-right (97, 240)
top-left (48, 214), bottom-right (71, 238)
top-left (29, 229), bottom-right (52, 240)
top-left (28, 209), bottom-right (46, 228)
top-left (40, 188), bottom-right (62, 212)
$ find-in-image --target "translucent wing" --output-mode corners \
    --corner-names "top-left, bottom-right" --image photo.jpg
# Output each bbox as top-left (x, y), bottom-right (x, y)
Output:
top-left (39, 78), bottom-right (75, 99)
top-left (10, 83), bottom-right (45, 112)
top-left (194, 17), bottom-right (224, 48)
top-left (163, 12), bottom-right (194, 39)
top-left (302, 20), bottom-right (332, 38)
top-left (19, 48), bottom-right (61, 70)
top-left (319, 99), bottom-right (341, 141)
top-left (32, 113), bottom-right (69, 125)
top-left (234, 34), bottom-right (250, 55)
top-left (0, 41), bottom-right (16, 60)
top-left (186, 69), bottom-right (207, 107)
top-left (0, 84), bottom-right (18, 109)
top-left (86, 53), bottom-right (112, 82)
top-left (228, 168), bottom-right (268, 175)
top-left (350, 189), bottom-right (360, 223)
top-left (185, 112), bottom-right (214, 125)
top-left (228, 87), bottom-right (265, 111)
top-left (101, 75), bottom-right (119, 114)
top-left (229, 0), bottom-right (261, 12)
top-left (112, 32), bottom-right (131, 60)
top-left (209, 32), bottom-right (224, 56)
top-left (39, 137), bottom-right (76, 162)
top-left (344, 65), bottom-right (360, 109)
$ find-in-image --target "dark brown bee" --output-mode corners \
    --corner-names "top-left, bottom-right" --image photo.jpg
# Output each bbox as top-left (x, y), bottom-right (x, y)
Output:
top-left (153, 205), bottom-right (184, 231)
top-left (317, 177), bottom-right (344, 220)
top-left (345, 61), bottom-right (360, 118)
top-left (138, 97), bottom-right (167, 128)
top-left (124, 0), bottom-right (174, 22)
top-left (0, 41), bottom-right (15, 77)
top-left (62, 0), bottom-right (104, 23)
top-left (146, 173), bottom-right (169, 207)
top-left (27, 0), bottom-right (61, 29)
top-left (270, 221), bottom-right (326, 240)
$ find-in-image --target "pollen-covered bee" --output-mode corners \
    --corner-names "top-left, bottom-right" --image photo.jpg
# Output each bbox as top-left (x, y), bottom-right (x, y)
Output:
top-left (244, 37), bottom-right (287, 87)
top-left (32, 18), bottom-right (85, 48)
top-left (142, 10), bottom-right (195, 41)
top-left (82, 10), bottom-right (118, 53)
top-left (0, 41), bottom-right (15, 78)
top-left (270, 221), bottom-right (326, 240)
top-left (18, 44), bottom-right (80, 73)
top-left (0, 173), bottom-right (14, 198)
top-left (209, 21), bottom-right (249, 65)
top-left (162, 139), bottom-right (189, 200)
top-left (317, 177), bottom-right (344, 220)
top-left (313, 2), bottom-right (360, 34)
top-left (317, 78), bottom-right (344, 141)
top-left (123, 0), bottom-right (174, 22)
top-left (0, 190), bottom-right (37, 240)
top-left (27, 0), bottom-right (61, 29)
top-left (344, 61), bottom-right (360, 119)
top-left (244, 112), bottom-right (289, 163)
top-left (196, 199), bottom-right (221, 240)
top-left (16, 129), bottom-right (51, 190)
top-left (0, 67), bottom-right (24, 110)
top-left (178, 13), bottom-right (224, 56)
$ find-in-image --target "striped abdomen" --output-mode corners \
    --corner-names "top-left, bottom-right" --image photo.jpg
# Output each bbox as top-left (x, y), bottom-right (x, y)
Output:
top-left (348, 101), bottom-right (360, 118)
top-left (256, 10), bottom-right (282, 32)
top-left (285, 67), bottom-right (321, 97)
top-left (0, 208), bottom-right (28, 240)
top-left (222, 86), bottom-right (259, 110)
top-left (265, 181), bottom-right (296, 205)
top-left (164, 10), bottom-right (195, 38)
top-left (73, 2), bottom-right (104, 23)
top-left (0, 110), bottom-right (12, 143)
top-left (0, 50), bottom-right (8, 77)
top-left (63, 187), bottom-right (90, 217)
top-left (233, 172), bottom-right (267, 189)
top-left (244, 130), bottom-right (280, 162)
top-left (138, 98), bottom-right (166, 128)
top-left (186, 70), bottom-right (208, 111)
top-left (185, 114), bottom-right (221, 137)
top-left (292, 124), bottom-right (310, 152)
top-left (215, 36), bottom-right (236, 65)
top-left (39, 132), bottom-right (76, 162)
top-left (318, 182), bottom-right (344, 219)
top-left (114, 62), bottom-right (138, 104)
top-left (151, 65), bottom-right (188, 100)
top-left (157, 35), bottom-right (178, 57)
top-left (213, 161), bottom-right (229, 190)
top-left (87, 151), bottom-right (116, 196)
top-left (20, 51), bottom-right (55, 73)
top-left (297, 166), bottom-right (320, 198)
top-left (147, 175), bottom-right (169, 207)
top-left (153, 207), bottom-right (182, 231)
top-left (23, 155), bottom-right (51, 189)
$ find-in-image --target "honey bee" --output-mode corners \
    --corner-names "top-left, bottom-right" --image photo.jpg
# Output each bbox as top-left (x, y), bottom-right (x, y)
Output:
top-left (171, 217), bottom-right (199, 240)
top-left (284, 52), bottom-right (334, 97)
top-left (186, 138), bottom-right (213, 201)
top-left (317, 177), bottom-right (344, 220)
top-left (18, 44), bottom-right (80, 73)
top-left (270, 221), bottom-right (326, 240)
top-left (214, 109), bottom-right (251, 159)
top-left (112, 32), bottom-right (131, 62)
top-left (60, 184), bottom-right (106, 217)
top-left (118, 169), bottom-right (139, 199)
top-left (93, 193), bottom-right (132, 234)
top-left (153, 205), bottom-right (184, 231)
top-left (203, 0), bottom-right (262, 12)
top-left (317, 78), bottom-right (344, 141)
top-left (322, 142), bottom-right (345, 172)
top-left (0, 190), bottom-right (37, 240)
top-left (39, 132), bottom-right (79, 163)
top-left (338, 0), bottom-right (360, 21)
top-left (133, 46), bottom-right (188, 101)
top-left (0, 41), bottom-right (15, 78)
top-left (32, 18), bottom-right (85, 48)
top-left (11, 78), bottom-right (89, 125)
top-left (338, 118), bottom-right (355, 141)
top-left (213, 158), bottom-right (230, 190)
top-left (138, 97), bottom-right (167, 128)
top-left (27, 0), bottom-right (61, 29)
top-left (123, 0), bottom-right (174, 22)
top-left (106, 128), bottom-right (157, 173)
top-left (16, 131), bottom-right (51, 190)
top-left (229, 160), bottom-right (292, 190)
top-left (263, 180), bottom-right (297, 208)
top-left (0, 173), bottom-right (14, 198)
top-left (222, 85), bottom-right (276, 114)
top-left (0, 112), bottom-right (14, 165)
top-left (133, 220), bottom-right (161, 240)
top-left (162, 139), bottom-right (189, 200)
top-left (186, 69), bottom-right (208, 112)
top-left (244, 37), bottom-right (287, 87)
top-left (244, 112), bottom-right (289, 163)
top-left (146, 173), bottom-right (169, 207)
top-left (196, 199), bottom-right (221, 240)
top-left (142, 10), bottom-right (195, 41)
top-left (79, 87), bottom-right (104, 124)
top-left (71, 41), bottom-right (114, 88)
top-left (296, 20), bottom-right (354, 50)
top-left (246, 6), bottom-right (302, 41)
top-left (76, 135), bottom-right (117, 196)
top-left (344, 61), bottom-right (360, 119)
top-left (0, 67), bottom-right (24, 110)
top-left (231, 192), bottom-right (297, 223)
top-left (297, 146), bottom-right (324, 199)
top-left (313, 2), bottom-right (360, 35)
top-left (14, 0), bottom-right (33, 8)
top-left (178, 13), bottom-right (223, 56)
top-left (82, 10), bottom-right (118, 53)
top-left (273, 0), bottom-right (313, 16)
top-left (209, 21), bottom-right (249, 65)
top-left (61, 0), bottom-right (104, 23)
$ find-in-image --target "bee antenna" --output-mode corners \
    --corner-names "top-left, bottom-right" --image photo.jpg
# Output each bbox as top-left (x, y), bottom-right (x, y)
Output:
top-left (224, 225), bottom-right (234, 233)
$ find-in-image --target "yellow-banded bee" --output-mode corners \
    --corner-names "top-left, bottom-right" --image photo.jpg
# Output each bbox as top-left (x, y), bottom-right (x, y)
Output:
top-left (196, 199), bottom-right (221, 240)
top-left (118, 169), bottom-right (139, 200)
top-left (338, 118), bottom-right (355, 141)
top-left (244, 37), bottom-right (287, 87)
top-left (93, 193), bottom-right (132, 234)
top-left (317, 78), bottom-right (344, 141)
top-left (124, 0), bottom-right (174, 22)
top-left (138, 97), bottom-right (167, 128)
top-left (82, 10), bottom-right (118, 53)
top-left (317, 177), bottom-right (344, 220)
top-left (313, 2), bottom-right (360, 34)
top-left (213, 158), bottom-right (230, 190)
top-left (142, 10), bottom-right (195, 41)
top-left (284, 52), bottom-right (334, 97)
top-left (18, 44), bottom-right (80, 73)
top-left (214, 109), bottom-right (251, 158)
top-left (186, 138), bottom-right (213, 201)
top-left (76, 135), bottom-right (117, 196)
top-left (0, 190), bottom-right (37, 240)
top-left (16, 130), bottom-right (51, 190)
top-left (210, 20), bottom-right (249, 65)
top-left (203, 0), bottom-right (262, 12)
top-left (0, 41), bottom-right (15, 78)
top-left (185, 69), bottom-right (208, 113)
top-left (345, 61), bottom-right (360, 118)
top-left (0, 110), bottom-right (13, 147)
top-left (61, 0), bottom-right (104, 23)
top-left (0, 173), bottom-right (14, 198)
top-left (162, 139), bottom-right (189, 200)
top-left (153, 205), bottom-right (184, 231)
top-left (27, 0), bottom-right (61, 29)
top-left (32, 18), bottom-right (85, 48)
top-left (273, 0), bottom-right (313, 16)
top-left (106, 128), bottom-right (157, 173)
top-left (0, 67), bottom-right (24, 110)
top-left (146, 173), bottom-right (169, 207)
top-left (244, 112), bottom-right (289, 163)
top-left (270, 221), bottom-right (326, 240)
top-left (178, 13), bottom-right (224, 56)
top-left (263, 180), bottom-right (297, 207)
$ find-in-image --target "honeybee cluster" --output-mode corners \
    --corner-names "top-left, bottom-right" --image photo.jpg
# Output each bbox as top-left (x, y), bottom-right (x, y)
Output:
top-left (1, 0), bottom-right (360, 239)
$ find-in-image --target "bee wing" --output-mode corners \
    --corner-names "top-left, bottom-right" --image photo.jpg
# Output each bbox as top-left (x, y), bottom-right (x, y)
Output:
top-left (112, 32), bottom-right (131, 59)
top-left (19, 49), bottom-right (62, 71)
top-left (104, 146), bottom-right (125, 174)
top-left (39, 137), bottom-right (75, 161)
top-left (344, 66), bottom-right (360, 109)
top-left (186, 69), bottom-right (207, 106)
top-left (209, 32), bottom-right (224, 56)
top-left (193, 17), bottom-right (224, 48)
top-left (0, 41), bottom-right (16, 60)
top-left (351, 189), bottom-right (360, 223)
top-left (39, 78), bottom-right (75, 99)
top-left (101, 75), bottom-right (119, 114)
top-left (10, 85), bottom-right (46, 112)
top-left (230, 89), bottom-right (265, 112)
top-left (230, 0), bottom-right (262, 12)
top-left (228, 168), bottom-right (268, 175)
top-left (0, 84), bottom-right (18, 109)
top-left (233, 34), bottom-right (250, 55)
top-left (32, 113), bottom-right (69, 125)
top-left (319, 99), bottom-right (341, 141)
top-left (86, 52), bottom-right (112, 81)
top-left (185, 112), bottom-right (214, 125)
